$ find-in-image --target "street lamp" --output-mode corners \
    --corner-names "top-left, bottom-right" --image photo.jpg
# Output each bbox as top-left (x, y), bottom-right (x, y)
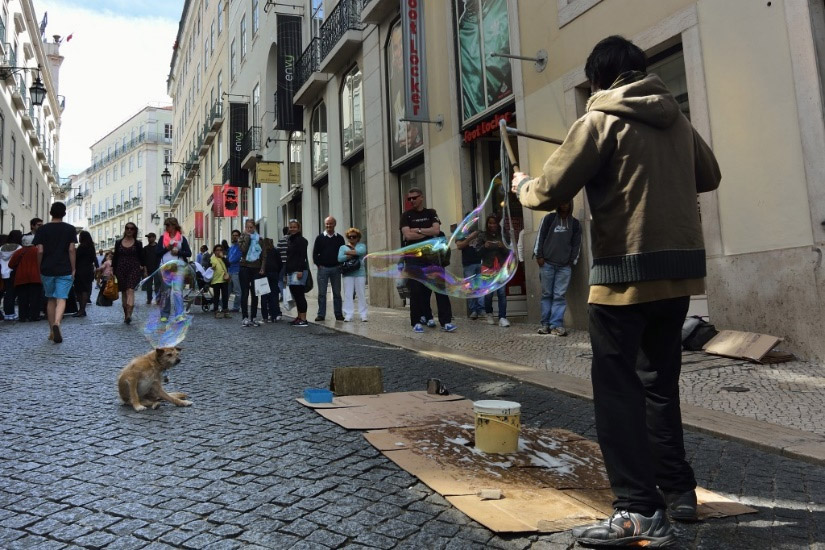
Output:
top-left (161, 160), bottom-right (198, 204)
top-left (150, 212), bottom-right (161, 223)
top-left (0, 64), bottom-right (49, 107)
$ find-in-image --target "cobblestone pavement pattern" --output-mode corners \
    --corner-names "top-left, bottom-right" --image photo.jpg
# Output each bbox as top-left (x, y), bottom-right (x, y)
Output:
top-left (1, 302), bottom-right (825, 549)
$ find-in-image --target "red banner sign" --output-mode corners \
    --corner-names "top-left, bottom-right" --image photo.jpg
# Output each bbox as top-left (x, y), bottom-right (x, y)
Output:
top-left (401, 0), bottom-right (428, 120)
top-left (194, 211), bottom-right (204, 239)
top-left (463, 111), bottom-right (514, 143)
top-left (223, 184), bottom-right (239, 218)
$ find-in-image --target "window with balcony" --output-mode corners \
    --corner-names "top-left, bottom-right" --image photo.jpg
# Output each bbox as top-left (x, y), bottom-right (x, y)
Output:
top-left (164, 123), bottom-right (173, 140)
top-left (252, 83), bottom-right (260, 125)
top-left (217, 1), bottom-right (224, 34)
top-left (230, 39), bottom-right (237, 80)
top-left (106, 170), bottom-right (110, 185)
top-left (137, 181), bottom-right (142, 197)
top-left (138, 151), bottom-right (144, 168)
top-left (164, 149), bottom-right (172, 165)
top-left (121, 160), bottom-right (125, 177)
top-left (386, 22), bottom-right (422, 165)
top-left (9, 137), bottom-right (14, 182)
top-left (349, 160), bottom-right (366, 245)
top-left (210, 22), bottom-right (215, 53)
top-left (113, 167), bottom-right (118, 181)
top-left (288, 131), bottom-right (303, 190)
top-left (129, 155), bottom-right (134, 172)
top-left (311, 102), bottom-right (328, 180)
top-left (0, 112), bottom-right (5, 168)
top-left (341, 66), bottom-right (364, 160)
top-left (252, 0), bottom-right (259, 36)
top-left (240, 15), bottom-right (247, 60)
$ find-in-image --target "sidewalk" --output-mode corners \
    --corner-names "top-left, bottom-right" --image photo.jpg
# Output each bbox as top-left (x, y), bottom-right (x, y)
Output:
top-left (302, 292), bottom-right (825, 465)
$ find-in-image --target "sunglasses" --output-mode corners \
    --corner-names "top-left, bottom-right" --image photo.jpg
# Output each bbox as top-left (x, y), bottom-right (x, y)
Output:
top-left (407, 195), bottom-right (421, 200)
top-left (347, 234), bottom-right (358, 239)
top-left (126, 226), bottom-right (137, 231)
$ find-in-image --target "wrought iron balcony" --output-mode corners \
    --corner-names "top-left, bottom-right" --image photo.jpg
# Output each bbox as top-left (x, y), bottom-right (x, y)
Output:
top-left (294, 38), bottom-right (331, 106)
top-left (319, 0), bottom-right (365, 73)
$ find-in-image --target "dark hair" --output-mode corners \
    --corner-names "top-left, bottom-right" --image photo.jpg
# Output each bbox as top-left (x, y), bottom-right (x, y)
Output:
top-left (585, 35), bottom-right (647, 91)
top-left (50, 203), bottom-right (67, 219)
top-left (282, 226), bottom-right (289, 236)
top-left (78, 230), bottom-right (95, 249)
top-left (7, 229), bottom-right (23, 245)
top-left (200, 245), bottom-right (209, 252)
top-left (221, 239), bottom-right (230, 250)
top-left (407, 187), bottom-right (423, 196)
top-left (30, 217), bottom-right (43, 229)
top-left (146, 232), bottom-right (156, 239)
top-left (212, 244), bottom-right (223, 252)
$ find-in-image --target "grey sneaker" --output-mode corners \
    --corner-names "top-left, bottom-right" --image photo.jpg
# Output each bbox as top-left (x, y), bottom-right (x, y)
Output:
top-left (242, 318), bottom-right (251, 327)
top-left (426, 319), bottom-right (436, 328)
top-left (551, 326), bottom-right (567, 336)
top-left (663, 489), bottom-right (698, 522)
top-left (537, 325), bottom-right (551, 335)
top-left (574, 508), bottom-right (676, 547)
top-left (470, 311), bottom-right (479, 320)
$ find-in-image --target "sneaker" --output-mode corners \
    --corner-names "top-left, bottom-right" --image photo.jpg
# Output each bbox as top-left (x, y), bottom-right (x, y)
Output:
top-left (551, 326), bottom-right (567, 336)
top-left (214, 311), bottom-right (223, 319)
top-left (486, 314), bottom-right (496, 325)
top-left (250, 318), bottom-right (261, 327)
top-left (426, 319), bottom-right (436, 328)
top-left (160, 316), bottom-right (168, 323)
top-left (52, 325), bottom-right (63, 344)
top-left (344, 317), bottom-right (352, 322)
top-left (663, 489), bottom-right (698, 522)
top-left (470, 311), bottom-right (479, 320)
top-left (413, 323), bottom-right (425, 333)
top-left (315, 316), bottom-right (325, 322)
top-left (537, 325), bottom-right (551, 334)
top-left (442, 323), bottom-right (457, 332)
top-left (4, 313), bottom-right (18, 321)
top-left (574, 509), bottom-right (675, 548)
top-left (242, 318), bottom-right (251, 327)
top-left (266, 318), bottom-right (275, 323)
top-left (361, 318), bottom-right (368, 322)
top-left (275, 316), bottom-right (283, 321)
top-left (420, 316), bottom-right (427, 324)
top-left (290, 318), bottom-right (301, 326)
top-left (223, 313), bottom-right (232, 319)
top-left (295, 319), bottom-right (309, 327)
top-left (498, 317), bottom-right (510, 327)
top-left (335, 315), bottom-right (345, 321)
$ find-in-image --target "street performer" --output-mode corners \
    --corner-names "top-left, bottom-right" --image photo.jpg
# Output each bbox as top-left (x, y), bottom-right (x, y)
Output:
top-left (512, 35), bottom-right (721, 548)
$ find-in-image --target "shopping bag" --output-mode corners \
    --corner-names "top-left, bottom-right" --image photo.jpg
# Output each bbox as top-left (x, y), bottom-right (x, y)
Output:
top-left (281, 285), bottom-right (295, 311)
top-left (103, 277), bottom-right (119, 301)
top-left (254, 277), bottom-right (271, 295)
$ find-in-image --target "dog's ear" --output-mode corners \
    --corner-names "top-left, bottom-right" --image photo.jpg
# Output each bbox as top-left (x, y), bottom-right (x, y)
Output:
top-left (155, 348), bottom-right (166, 357)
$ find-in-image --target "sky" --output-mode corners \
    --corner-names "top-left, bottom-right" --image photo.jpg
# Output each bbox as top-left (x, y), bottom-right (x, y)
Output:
top-left (36, 0), bottom-right (183, 177)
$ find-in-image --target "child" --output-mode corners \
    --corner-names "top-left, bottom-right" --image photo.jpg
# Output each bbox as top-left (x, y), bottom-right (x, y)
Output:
top-left (210, 244), bottom-right (231, 318)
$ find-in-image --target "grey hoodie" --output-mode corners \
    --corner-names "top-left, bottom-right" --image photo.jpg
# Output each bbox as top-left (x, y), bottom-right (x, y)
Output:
top-left (1, 244), bottom-right (21, 278)
top-left (517, 72), bottom-right (721, 285)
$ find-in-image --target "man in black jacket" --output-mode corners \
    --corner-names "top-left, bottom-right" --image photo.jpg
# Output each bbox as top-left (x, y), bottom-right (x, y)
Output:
top-left (141, 233), bottom-right (161, 304)
top-left (312, 216), bottom-right (345, 321)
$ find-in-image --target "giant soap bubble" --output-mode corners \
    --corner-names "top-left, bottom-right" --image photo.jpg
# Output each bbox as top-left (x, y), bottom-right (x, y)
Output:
top-left (136, 259), bottom-right (198, 348)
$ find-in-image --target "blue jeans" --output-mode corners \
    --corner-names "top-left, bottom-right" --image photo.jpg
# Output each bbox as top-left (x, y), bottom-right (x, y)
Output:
top-left (540, 263), bottom-right (572, 328)
top-left (229, 272), bottom-right (241, 310)
top-left (316, 265), bottom-right (342, 318)
top-left (484, 285), bottom-right (507, 318)
top-left (463, 263), bottom-right (485, 315)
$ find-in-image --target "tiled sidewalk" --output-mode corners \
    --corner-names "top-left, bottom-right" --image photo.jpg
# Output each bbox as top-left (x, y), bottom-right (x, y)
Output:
top-left (301, 294), bottom-right (825, 464)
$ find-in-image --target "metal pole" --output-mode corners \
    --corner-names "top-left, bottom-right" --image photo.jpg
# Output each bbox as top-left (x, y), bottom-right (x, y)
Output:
top-left (504, 126), bottom-right (563, 145)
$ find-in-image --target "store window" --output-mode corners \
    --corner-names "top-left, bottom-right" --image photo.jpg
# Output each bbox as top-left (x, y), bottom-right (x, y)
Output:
top-left (399, 164), bottom-right (425, 214)
top-left (311, 102), bottom-right (328, 180)
top-left (453, 0), bottom-right (513, 125)
top-left (349, 160), bottom-right (367, 245)
top-left (648, 44), bottom-right (689, 119)
top-left (341, 66), bottom-right (364, 160)
top-left (386, 21), bottom-right (422, 165)
top-left (288, 131), bottom-right (303, 190)
top-left (317, 182), bottom-right (329, 234)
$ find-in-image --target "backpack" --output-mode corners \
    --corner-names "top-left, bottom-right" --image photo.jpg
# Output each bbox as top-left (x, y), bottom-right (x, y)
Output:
top-left (681, 316), bottom-right (718, 351)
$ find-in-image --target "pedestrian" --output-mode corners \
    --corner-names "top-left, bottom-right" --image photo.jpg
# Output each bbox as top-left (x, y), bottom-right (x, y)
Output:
top-left (95, 252), bottom-right (114, 308)
top-left (8, 234), bottom-right (41, 322)
top-left (455, 213), bottom-right (485, 320)
top-left (285, 219), bottom-right (310, 327)
top-left (1, 229), bottom-right (23, 321)
top-left (24, 218), bottom-right (43, 241)
top-left (141, 233), bottom-right (161, 304)
top-left (156, 217), bottom-right (192, 323)
top-left (72, 231), bottom-right (99, 318)
top-left (533, 202), bottom-right (582, 336)
top-left (209, 243), bottom-right (231, 318)
top-left (276, 226), bottom-right (289, 306)
top-left (478, 215), bottom-right (511, 327)
top-left (112, 222), bottom-right (145, 324)
top-left (400, 187), bottom-right (456, 333)
top-left (338, 227), bottom-right (368, 322)
top-left (33, 202), bottom-right (77, 344)
top-left (238, 219), bottom-right (267, 327)
top-left (227, 229), bottom-right (242, 312)
top-left (198, 244), bottom-right (211, 268)
top-left (512, 35), bottom-right (721, 547)
top-left (312, 216), bottom-right (345, 322)
top-left (260, 237), bottom-right (282, 322)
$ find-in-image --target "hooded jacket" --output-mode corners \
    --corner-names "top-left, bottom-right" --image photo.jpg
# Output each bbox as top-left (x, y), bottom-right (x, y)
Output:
top-left (517, 72), bottom-right (721, 286)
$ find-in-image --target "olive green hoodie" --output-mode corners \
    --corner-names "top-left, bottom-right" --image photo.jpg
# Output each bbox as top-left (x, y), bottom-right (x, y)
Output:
top-left (517, 72), bottom-right (721, 285)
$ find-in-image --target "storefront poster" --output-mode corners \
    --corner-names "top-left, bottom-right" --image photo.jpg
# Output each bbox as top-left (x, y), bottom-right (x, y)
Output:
top-left (388, 21), bottom-right (423, 163)
top-left (212, 185), bottom-right (225, 217)
top-left (222, 184), bottom-right (239, 218)
top-left (229, 102), bottom-right (249, 187)
top-left (257, 162), bottom-right (281, 185)
top-left (454, 0), bottom-right (513, 125)
top-left (194, 211), bottom-right (204, 239)
top-left (401, 0), bottom-right (428, 121)
top-left (275, 15), bottom-right (303, 132)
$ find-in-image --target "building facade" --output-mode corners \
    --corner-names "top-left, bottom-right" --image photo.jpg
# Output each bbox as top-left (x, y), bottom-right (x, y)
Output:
top-left (0, 0), bottom-right (62, 234)
top-left (85, 106), bottom-right (173, 250)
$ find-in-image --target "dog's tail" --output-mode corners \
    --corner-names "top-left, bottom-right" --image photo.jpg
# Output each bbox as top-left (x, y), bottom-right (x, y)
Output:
top-left (117, 377), bottom-right (131, 405)
top-left (167, 392), bottom-right (188, 400)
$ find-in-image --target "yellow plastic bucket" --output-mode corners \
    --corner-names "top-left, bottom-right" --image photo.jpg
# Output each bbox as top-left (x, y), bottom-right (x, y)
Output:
top-left (473, 400), bottom-right (521, 454)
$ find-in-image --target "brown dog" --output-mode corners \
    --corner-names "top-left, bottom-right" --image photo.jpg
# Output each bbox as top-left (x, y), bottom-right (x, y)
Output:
top-left (117, 347), bottom-right (192, 411)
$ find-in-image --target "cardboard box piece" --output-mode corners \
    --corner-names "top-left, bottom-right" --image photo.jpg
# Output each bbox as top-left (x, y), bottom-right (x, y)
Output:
top-left (703, 330), bottom-right (793, 363)
top-left (329, 366), bottom-right (384, 395)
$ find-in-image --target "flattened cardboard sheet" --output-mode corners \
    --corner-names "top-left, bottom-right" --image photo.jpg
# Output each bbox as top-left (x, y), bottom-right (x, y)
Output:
top-left (703, 330), bottom-right (783, 363)
top-left (297, 390), bottom-right (465, 410)
top-left (695, 487), bottom-right (758, 519)
top-left (313, 392), bottom-right (473, 430)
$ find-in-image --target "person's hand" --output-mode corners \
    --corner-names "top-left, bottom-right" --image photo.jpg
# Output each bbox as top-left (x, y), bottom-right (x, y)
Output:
top-left (171, 247), bottom-right (179, 256)
top-left (295, 271), bottom-right (303, 280)
top-left (536, 258), bottom-right (545, 267)
top-left (259, 268), bottom-right (264, 275)
top-left (511, 172), bottom-right (528, 194)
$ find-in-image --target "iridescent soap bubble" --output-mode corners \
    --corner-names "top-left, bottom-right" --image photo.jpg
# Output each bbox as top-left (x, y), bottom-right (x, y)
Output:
top-left (136, 259), bottom-right (197, 348)
top-left (367, 173), bottom-right (518, 297)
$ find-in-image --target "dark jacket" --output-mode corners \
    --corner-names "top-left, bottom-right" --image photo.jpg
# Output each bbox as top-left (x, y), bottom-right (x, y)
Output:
top-left (534, 212), bottom-right (582, 267)
top-left (141, 241), bottom-right (161, 271)
top-left (263, 238), bottom-right (282, 274)
top-left (312, 233), bottom-right (345, 267)
top-left (156, 235), bottom-right (192, 261)
top-left (285, 233), bottom-right (309, 273)
top-left (112, 239), bottom-right (145, 272)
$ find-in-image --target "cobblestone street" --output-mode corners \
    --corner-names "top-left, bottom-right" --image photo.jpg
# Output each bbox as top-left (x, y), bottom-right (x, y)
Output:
top-left (2, 302), bottom-right (825, 549)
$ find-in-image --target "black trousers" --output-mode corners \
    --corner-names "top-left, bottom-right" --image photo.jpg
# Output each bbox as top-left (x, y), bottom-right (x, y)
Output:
top-left (408, 279), bottom-right (452, 327)
top-left (17, 283), bottom-right (42, 322)
top-left (589, 296), bottom-right (696, 514)
top-left (144, 271), bottom-right (161, 303)
top-left (289, 284), bottom-right (307, 314)
top-left (211, 282), bottom-right (228, 311)
top-left (238, 266), bottom-right (259, 319)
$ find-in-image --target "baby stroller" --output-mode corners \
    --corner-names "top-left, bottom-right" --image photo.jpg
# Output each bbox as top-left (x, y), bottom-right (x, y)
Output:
top-left (188, 262), bottom-right (215, 312)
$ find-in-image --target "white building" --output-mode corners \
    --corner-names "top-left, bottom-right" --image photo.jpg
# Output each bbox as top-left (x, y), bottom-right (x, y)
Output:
top-left (0, 0), bottom-right (62, 233)
top-left (86, 105), bottom-right (173, 250)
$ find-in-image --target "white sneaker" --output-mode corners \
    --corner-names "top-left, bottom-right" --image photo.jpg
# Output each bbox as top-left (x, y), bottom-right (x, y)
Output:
top-left (487, 314), bottom-right (496, 325)
top-left (470, 311), bottom-right (478, 320)
top-left (242, 318), bottom-right (251, 327)
top-left (498, 317), bottom-right (510, 327)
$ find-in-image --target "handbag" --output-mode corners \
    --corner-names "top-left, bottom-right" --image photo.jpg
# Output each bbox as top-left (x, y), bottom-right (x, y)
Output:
top-left (304, 266), bottom-right (314, 292)
top-left (254, 277), bottom-right (271, 296)
top-left (103, 277), bottom-right (119, 301)
top-left (280, 285), bottom-right (294, 311)
top-left (341, 256), bottom-right (361, 275)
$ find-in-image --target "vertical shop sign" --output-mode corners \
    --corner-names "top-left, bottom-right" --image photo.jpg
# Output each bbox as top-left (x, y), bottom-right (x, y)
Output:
top-left (212, 185), bottom-right (225, 217)
top-left (194, 211), bottom-right (204, 239)
top-left (229, 102), bottom-right (249, 187)
top-left (275, 15), bottom-right (304, 131)
top-left (222, 184), bottom-right (239, 218)
top-left (401, 0), bottom-right (428, 121)
top-left (454, 0), bottom-right (513, 125)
